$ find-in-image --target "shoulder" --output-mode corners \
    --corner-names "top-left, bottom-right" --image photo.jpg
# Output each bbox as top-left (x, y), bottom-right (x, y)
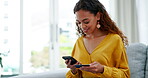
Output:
top-left (76, 36), bottom-right (83, 42)
top-left (108, 33), bottom-right (122, 42)
top-left (107, 33), bottom-right (124, 47)
top-left (74, 36), bottom-right (83, 45)
top-left (109, 33), bottom-right (121, 39)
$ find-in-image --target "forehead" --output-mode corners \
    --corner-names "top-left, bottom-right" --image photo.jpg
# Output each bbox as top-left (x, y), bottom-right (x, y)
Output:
top-left (75, 10), bottom-right (95, 21)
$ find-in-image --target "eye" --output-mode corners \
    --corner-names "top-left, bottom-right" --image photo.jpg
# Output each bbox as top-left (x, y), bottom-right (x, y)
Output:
top-left (84, 21), bottom-right (89, 24)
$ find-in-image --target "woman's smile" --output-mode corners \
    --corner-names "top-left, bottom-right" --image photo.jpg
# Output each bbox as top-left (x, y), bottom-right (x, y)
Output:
top-left (82, 27), bottom-right (89, 33)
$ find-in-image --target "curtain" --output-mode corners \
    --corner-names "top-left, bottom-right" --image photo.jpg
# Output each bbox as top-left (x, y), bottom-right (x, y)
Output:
top-left (136, 0), bottom-right (148, 45)
top-left (110, 0), bottom-right (139, 44)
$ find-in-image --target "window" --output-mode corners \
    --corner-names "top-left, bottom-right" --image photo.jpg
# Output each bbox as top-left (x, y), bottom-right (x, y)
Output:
top-left (0, 0), bottom-right (20, 75)
top-left (23, 0), bottom-right (50, 73)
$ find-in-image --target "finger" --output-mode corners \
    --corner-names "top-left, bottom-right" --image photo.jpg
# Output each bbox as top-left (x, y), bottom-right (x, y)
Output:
top-left (90, 62), bottom-right (98, 65)
top-left (76, 61), bottom-right (81, 65)
top-left (75, 62), bottom-right (79, 65)
top-left (67, 65), bottom-right (70, 68)
top-left (80, 67), bottom-right (93, 72)
top-left (80, 66), bottom-right (96, 70)
top-left (67, 64), bottom-right (73, 68)
top-left (67, 64), bottom-right (76, 69)
top-left (65, 60), bottom-right (69, 64)
top-left (91, 69), bottom-right (100, 73)
top-left (80, 67), bottom-right (98, 73)
top-left (68, 60), bottom-right (71, 65)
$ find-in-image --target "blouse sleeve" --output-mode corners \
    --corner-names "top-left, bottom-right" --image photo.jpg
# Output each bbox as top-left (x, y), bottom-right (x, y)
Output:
top-left (66, 69), bottom-right (82, 78)
top-left (101, 37), bottom-right (130, 78)
top-left (101, 52), bottom-right (130, 78)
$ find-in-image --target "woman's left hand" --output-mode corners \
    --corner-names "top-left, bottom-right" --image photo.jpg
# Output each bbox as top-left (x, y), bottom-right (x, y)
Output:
top-left (79, 62), bottom-right (104, 74)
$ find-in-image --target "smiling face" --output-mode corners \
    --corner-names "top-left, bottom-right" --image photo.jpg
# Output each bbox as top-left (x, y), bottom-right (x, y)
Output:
top-left (75, 10), bottom-right (100, 35)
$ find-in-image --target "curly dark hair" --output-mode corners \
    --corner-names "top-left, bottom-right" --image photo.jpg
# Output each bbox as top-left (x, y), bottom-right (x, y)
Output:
top-left (74, 0), bottom-right (128, 46)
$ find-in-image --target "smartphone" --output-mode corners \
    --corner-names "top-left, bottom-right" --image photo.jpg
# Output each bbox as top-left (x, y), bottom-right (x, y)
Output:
top-left (62, 56), bottom-right (77, 65)
top-left (75, 64), bottom-right (90, 68)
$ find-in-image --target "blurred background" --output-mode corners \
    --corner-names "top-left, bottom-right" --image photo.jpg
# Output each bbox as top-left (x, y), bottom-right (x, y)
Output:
top-left (0, 0), bottom-right (147, 76)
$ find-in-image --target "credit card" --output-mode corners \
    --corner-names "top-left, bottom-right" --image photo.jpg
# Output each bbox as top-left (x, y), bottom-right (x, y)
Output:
top-left (75, 64), bottom-right (90, 68)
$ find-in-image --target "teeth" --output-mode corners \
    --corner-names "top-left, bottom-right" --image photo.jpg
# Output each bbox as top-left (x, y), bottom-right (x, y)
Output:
top-left (83, 28), bottom-right (88, 31)
top-left (83, 30), bottom-right (86, 31)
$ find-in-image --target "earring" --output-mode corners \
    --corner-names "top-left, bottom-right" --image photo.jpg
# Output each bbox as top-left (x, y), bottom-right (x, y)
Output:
top-left (97, 21), bottom-right (101, 29)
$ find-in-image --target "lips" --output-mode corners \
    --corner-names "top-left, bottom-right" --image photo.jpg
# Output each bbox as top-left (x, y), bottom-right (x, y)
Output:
top-left (82, 28), bottom-right (89, 32)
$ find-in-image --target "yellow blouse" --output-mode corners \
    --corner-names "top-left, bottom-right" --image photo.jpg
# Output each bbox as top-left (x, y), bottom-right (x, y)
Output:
top-left (66, 33), bottom-right (130, 78)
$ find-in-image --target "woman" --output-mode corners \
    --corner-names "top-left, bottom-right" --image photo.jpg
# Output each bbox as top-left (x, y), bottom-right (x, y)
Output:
top-left (65, 0), bottom-right (130, 77)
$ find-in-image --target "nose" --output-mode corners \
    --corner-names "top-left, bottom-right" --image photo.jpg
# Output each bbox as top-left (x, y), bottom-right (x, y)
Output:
top-left (79, 23), bottom-right (86, 28)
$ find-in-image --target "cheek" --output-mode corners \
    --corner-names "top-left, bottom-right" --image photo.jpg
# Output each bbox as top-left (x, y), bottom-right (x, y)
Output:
top-left (89, 20), bottom-right (97, 28)
top-left (89, 23), bottom-right (97, 29)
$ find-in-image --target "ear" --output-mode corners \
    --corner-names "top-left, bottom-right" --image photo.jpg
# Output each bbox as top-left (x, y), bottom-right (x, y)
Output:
top-left (96, 12), bottom-right (100, 20)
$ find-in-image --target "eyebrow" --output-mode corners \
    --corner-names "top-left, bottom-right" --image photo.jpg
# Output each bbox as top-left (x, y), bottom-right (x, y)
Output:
top-left (76, 18), bottom-right (89, 22)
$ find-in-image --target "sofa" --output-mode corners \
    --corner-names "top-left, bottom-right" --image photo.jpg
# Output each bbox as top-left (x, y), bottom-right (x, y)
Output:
top-left (10, 43), bottom-right (148, 78)
top-left (126, 43), bottom-right (148, 78)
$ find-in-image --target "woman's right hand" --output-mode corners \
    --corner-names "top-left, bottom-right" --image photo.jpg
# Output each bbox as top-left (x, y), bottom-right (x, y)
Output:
top-left (65, 59), bottom-right (80, 74)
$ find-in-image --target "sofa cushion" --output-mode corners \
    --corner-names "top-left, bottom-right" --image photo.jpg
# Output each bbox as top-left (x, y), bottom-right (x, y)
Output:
top-left (126, 43), bottom-right (147, 78)
top-left (145, 46), bottom-right (148, 78)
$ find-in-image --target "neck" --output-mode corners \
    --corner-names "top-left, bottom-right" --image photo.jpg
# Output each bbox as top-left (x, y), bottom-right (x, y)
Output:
top-left (85, 30), bottom-right (107, 39)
